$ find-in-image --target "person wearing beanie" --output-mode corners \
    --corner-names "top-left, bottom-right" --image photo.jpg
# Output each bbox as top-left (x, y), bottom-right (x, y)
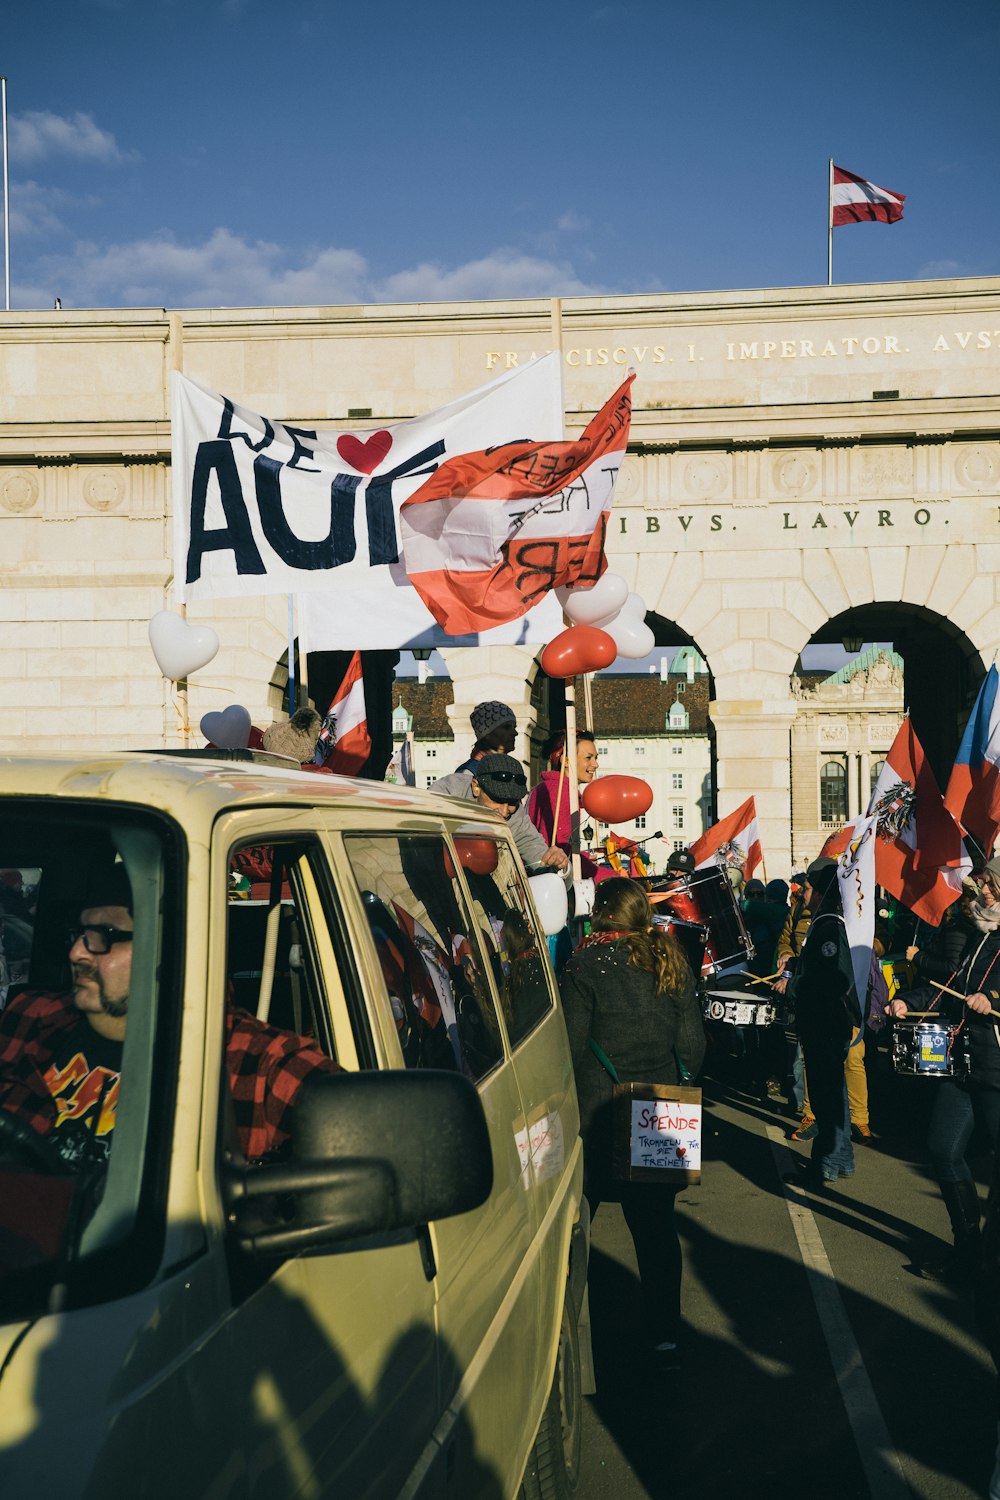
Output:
top-left (456, 701), bottom-right (518, 770)
top-left (784, 858), bottom-right (861, 1187)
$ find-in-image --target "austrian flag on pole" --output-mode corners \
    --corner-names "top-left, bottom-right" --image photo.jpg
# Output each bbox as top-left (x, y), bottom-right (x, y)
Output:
top-left (316, 651), bottom-right (371, 776)
top-left (688, 796), bottom-right (762, 881)
top-left (832, 165), bottom-right (905, 226)
top-left (399, 375), bottom-right (634, 635)
top-left (867, 717), bottom-right (970, 924)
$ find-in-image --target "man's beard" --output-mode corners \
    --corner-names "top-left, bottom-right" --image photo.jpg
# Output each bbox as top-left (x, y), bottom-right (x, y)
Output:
top-left (73, 963), bottom-right (129, 1018)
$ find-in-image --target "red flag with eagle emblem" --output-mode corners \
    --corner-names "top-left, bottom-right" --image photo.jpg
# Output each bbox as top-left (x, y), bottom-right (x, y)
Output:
top-left (689, 795), bottom-right (762, 881)
top-left (866, 717), bottom-right (971, 924)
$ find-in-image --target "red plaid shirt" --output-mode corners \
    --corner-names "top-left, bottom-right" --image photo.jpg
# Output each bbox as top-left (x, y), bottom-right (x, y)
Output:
top-left (0, 991), bottom-right (340, 1163)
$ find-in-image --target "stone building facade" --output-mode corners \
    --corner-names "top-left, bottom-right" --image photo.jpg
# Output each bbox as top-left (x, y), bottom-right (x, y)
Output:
top-left (1, 277), bottom-right (999, 872)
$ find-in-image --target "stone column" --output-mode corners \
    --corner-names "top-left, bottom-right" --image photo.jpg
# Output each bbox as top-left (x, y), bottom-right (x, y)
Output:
top-left (439, 644), bottom-right (540, 769)
top-left (708, 690), bottom-right (798, 876)
top-left (847, 752), bottom-right (860, 821)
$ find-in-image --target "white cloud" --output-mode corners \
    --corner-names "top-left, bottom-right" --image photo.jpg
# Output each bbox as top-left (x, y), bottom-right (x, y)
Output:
top-left (374, 249), bottom-right (600, 303)
top-left (13, 229), bottom-right (603, 310)
top-left (916, 258), bottom-right (968, 279)
top-left (8, 110), bottom-right (137, 166)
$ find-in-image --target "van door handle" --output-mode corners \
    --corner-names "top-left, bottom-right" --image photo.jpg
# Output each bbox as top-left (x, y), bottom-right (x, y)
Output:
top-left (417, 1223), bottom-right (436, 1281)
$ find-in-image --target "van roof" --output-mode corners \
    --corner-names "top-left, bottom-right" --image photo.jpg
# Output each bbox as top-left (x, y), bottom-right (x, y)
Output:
top-left (0, 751), bottom-right (488, 827)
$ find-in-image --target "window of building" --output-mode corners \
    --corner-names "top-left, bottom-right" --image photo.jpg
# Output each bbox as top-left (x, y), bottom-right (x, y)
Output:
top-left (425, 748), bottom-right (437, 759)
top-left (425, 776), bottom-right (435, 789)
top-left (672, 805), bottom-right (685, 831)
top-left (672, 745), bottom-right (683, 757)
top-left (598, 745), bottom-right (609, 757)
top-left (820, 760), bottom-right (848, 823)
top-left (672, 839), bottom-right (687, 853)
top-left (676, 683), bottom-right (686, 696)
top-left (870, 759), bottom-right (885, 794)
top-left (669, 703), bottom-right (689, 730)
top-left (633, 745), bottom-right (646, 757)
top-left (672, 771), bottom-right (684, 790)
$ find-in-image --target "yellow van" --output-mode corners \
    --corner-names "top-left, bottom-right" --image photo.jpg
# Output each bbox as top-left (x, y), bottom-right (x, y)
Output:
top-left (0, 753), bottom-right (589, 1498)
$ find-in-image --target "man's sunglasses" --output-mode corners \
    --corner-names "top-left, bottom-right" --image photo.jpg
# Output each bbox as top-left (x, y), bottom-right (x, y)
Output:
top-left (67, 924), bottom-right (134, 955)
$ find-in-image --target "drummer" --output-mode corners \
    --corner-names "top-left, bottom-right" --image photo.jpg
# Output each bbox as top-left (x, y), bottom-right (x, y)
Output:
top-left (889, 862), bottom-right (1000, 1281)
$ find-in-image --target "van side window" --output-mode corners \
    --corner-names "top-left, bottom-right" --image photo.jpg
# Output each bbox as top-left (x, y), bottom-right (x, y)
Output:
top-left (225, 841), bottom-right (342, 1161)
top-left (457, 840), bottom-right (555, 1047)
top-left (342, 835), bottom-right (504, 1083)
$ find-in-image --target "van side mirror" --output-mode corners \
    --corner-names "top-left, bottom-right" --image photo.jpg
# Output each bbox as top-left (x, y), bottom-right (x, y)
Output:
top-left (226, 1070), bottom-right (493, 1257)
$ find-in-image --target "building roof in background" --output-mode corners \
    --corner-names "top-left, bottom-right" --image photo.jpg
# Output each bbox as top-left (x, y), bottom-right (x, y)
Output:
top-left (393, 680), bottom-right (455, 738)
top-left (823, 646), bottom-right (904, 685)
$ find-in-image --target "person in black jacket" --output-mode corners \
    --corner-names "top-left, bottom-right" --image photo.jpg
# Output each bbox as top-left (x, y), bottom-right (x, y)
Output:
top-left (785, 857), bottom-right (861, 1187)
top-left (560, 877), bottom-right (705, 1373)
top-left (891, 865), bottom-right (1000, 1280)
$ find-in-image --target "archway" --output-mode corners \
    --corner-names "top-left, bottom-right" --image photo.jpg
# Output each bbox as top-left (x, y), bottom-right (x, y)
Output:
top-left (802, 603), bottom-right (984, 786)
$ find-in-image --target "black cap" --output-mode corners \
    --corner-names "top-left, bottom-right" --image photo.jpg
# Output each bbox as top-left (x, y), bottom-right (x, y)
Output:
top-left (474, 753), bottom-right (527, 806)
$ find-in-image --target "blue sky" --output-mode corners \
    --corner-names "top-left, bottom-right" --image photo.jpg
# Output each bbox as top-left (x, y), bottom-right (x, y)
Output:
top-left (3, 0), bottom-right (999, 310)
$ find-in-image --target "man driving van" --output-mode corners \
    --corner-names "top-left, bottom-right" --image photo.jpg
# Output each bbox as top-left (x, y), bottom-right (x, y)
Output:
top-left (0, 869), bottom-right (339, 1171)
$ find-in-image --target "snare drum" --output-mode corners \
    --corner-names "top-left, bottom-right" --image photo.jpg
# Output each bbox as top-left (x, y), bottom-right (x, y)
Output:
top-left (647, 866), bottom-right (754, 975)
top-left (704, 988), bottom-right (784, 1028)
top-left (892, 1020), bottom-right (968, 1078)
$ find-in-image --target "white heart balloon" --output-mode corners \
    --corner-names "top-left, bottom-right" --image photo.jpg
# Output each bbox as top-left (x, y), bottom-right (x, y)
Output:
top-left (527, 872), bottom-right (569, 936)
top-left (618, 591), bottom-right (648, 620)
top-left (148, 611), bottom-right (220, 680)
top-left (200, 705), bottom-right (252, 749)
top-left (561, 571), bottom-right (629, 626)
top-left (607, 615), bottom-right (656, 659)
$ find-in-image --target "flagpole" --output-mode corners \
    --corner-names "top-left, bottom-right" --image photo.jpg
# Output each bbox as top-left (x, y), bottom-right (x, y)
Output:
top-left (1, 78), bottom-right (9, 311)
top-left (287, 595), bottom-right (296, 712)
top-left (827, 158), bottom-right (834, 287)
top-left (298, 596), bottom-right (310, 709)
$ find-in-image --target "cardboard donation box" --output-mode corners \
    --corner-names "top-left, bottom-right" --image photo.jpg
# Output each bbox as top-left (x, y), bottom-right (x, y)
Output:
top-left (612, 1083), bottom-right (702, 1185)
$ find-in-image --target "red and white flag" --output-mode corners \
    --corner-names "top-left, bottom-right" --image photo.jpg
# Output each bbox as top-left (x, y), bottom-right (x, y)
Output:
top-left (398, 376), bottom-right (634, 635)
top-left (819, 822), bottom-right (855, 860)
top-left (689, 796), bottom-right (762, 880)
top-left (866, 717), bottom-right (970, 924)
top-left (831, 164), bottom-right (905, 227)
top-left (316, 651), bottom-right (371, 775)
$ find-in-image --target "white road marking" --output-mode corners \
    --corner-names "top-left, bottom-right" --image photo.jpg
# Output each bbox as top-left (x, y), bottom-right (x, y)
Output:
top-left (767, 1126), bottom-right (911, 1499)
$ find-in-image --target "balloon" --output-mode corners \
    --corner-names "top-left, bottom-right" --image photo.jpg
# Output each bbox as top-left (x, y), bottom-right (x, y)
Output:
top-left (582, 775), bottom-right (654, 825)
top-left (527, 872), bottom-right (569, 936)
top-left (618, 591), bottom-right (648, 620)
top-left (540, 625), bottom-right (617, 679)
top-left (573, 878), bottom-right (596, 918)
top-left (559, 571), bottom-right (629, 626)
top-left (200, 705), bottom-right (252, 749)
top-left (606, 614), bottom-right (656, 659)
top-left (453, 837), bottom-right (500, 876)
top-left (148, 611), bottom-right (220, 680)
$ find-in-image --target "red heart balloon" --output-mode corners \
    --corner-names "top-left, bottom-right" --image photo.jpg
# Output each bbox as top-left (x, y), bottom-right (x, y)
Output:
top-left (453, 837), bottom-right (500, 876)
top-left (540, 625), bottom-right (617, 679)
top-left (581, 775), bottom-right (653, 825)
top-left (336, 429), bottom-right (393, 474)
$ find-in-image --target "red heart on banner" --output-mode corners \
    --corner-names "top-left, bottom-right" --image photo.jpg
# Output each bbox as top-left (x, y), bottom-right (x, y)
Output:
top-left (337, 430), bottom-right (393, 474)
top-left (676, 1146), bottom-right (687, 1158)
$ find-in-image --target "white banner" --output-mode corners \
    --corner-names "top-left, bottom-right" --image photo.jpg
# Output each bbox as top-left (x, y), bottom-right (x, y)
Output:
top-left (171, 355), bottom-right (565, 648)
top-left (837, 813), bottom-right (877, 1025)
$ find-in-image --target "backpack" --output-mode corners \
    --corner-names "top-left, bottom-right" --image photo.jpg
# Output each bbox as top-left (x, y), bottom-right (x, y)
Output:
top-left (865, 949), bottom-right (889, 1033)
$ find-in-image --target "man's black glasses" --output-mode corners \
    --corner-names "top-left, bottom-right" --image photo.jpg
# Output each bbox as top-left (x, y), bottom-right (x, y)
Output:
top-left (67, 924), bottom-right (134, 955)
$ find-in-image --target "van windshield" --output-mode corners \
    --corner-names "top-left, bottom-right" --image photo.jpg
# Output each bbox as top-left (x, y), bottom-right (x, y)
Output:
top-left (0, 801), bottom-right (174, 1321)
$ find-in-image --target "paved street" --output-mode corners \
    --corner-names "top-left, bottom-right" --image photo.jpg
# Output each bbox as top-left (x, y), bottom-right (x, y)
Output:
top-left (578, 1037), bottom-right (997, 1500)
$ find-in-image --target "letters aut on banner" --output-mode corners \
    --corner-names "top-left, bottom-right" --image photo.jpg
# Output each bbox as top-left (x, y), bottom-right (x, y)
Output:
top-left (170, 355), bottom-right (628, 647)
top-left (613, 1082), bottom-right (703, 1186)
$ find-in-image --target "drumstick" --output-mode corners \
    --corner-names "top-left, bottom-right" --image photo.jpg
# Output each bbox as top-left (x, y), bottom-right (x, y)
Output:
top-left (740, 971), bottom-right (775, 986)
top-left (924, 980), bottom-right (1000, 1019)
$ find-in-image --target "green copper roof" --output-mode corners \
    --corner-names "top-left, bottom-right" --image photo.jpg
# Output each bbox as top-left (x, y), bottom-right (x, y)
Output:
top-left (823, 646), bottom-right (903, 685)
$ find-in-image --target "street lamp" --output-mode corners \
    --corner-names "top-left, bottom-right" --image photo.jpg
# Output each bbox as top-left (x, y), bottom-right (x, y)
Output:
top-left (842, 635), bottom-right (864, 654)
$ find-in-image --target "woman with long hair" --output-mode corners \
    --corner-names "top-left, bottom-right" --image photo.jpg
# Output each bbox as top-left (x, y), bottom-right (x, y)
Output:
top-left (559, 877), bottom-right (705, 1373)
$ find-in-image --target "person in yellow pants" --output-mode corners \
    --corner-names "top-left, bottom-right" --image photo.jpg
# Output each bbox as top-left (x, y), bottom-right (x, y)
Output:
top-left (792, 1028), bottom-right (871, 1141)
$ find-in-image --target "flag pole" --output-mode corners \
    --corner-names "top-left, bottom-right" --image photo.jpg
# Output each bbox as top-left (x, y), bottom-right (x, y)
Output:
top-left (287, 595), bottom-right (296, 712)
top-left (1, 77), bottom-right (9, 311)
top-left (827, 158), bottom-right (834, 287)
